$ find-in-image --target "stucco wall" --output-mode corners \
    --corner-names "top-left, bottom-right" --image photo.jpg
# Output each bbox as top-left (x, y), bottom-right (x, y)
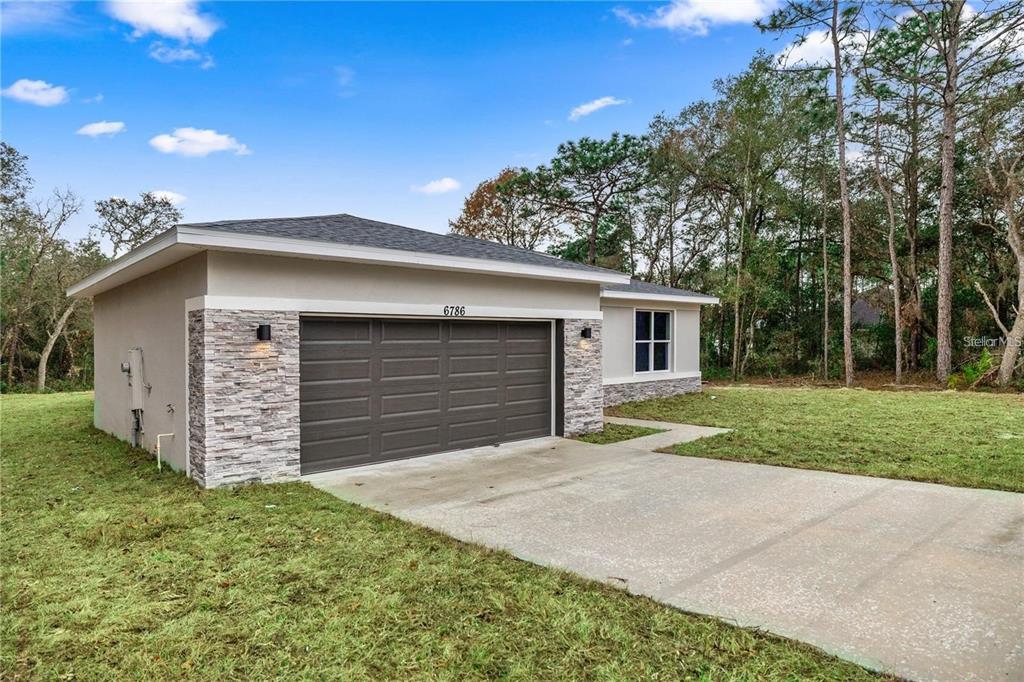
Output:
top-left (92, 253), bottom-right (207, 470)
top-left (601, 301), bottom-right (702, 383)
top-left (205, 251), bottom-right (600, 315)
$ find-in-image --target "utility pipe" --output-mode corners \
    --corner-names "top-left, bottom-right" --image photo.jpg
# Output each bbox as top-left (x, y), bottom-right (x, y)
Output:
top-left (155, 433), bottom-right (175, 471)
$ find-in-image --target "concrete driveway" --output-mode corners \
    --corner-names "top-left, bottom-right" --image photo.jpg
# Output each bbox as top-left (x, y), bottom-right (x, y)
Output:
top-left (306, 430), bottom-right (1024, 682)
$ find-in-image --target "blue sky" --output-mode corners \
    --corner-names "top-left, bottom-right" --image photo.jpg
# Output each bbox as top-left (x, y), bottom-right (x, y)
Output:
top-left (2, 1), bottom-right (789, 246)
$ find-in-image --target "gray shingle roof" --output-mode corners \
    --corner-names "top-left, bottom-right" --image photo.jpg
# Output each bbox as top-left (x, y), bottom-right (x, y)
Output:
top-left (602, 279), bottom-right (717, 301)
top-left (179, 213), bottom-right (624, 276)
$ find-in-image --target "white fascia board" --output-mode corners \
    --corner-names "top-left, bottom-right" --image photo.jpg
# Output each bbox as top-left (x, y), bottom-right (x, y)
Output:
top-left (186, 295), bottom-right (603, 320)
top-left (178, 227), bottom-right (632, 285)
top-left (67, 229), bottom-right (184, 298)
top-left (601, 290), bottom-right (720, 305)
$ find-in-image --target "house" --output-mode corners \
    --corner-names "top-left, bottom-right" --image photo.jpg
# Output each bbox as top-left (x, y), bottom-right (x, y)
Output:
top-left (69, 214), bottom-right (718, 488)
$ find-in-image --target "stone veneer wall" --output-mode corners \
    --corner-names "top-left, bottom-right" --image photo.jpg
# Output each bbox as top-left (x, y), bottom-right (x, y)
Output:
top-left (562, 319), bottom-right (603, 436)
top-left (188, 309), bottom-right (301, 488)
top-left (603, 375), bottom-right (702, 406)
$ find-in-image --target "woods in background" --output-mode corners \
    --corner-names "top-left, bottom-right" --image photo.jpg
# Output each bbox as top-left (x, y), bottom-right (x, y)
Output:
top-left (0, 143), bottom-right (181, 391)
top-left (451, 1), bottom-right (1024, 388)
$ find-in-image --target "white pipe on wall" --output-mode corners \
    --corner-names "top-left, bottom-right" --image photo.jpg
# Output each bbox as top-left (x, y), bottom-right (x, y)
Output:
top-left (155, 433), bottom-right (175, 471)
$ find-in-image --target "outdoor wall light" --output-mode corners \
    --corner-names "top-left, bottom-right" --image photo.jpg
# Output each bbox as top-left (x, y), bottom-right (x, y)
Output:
top-left (256, 324), bottom-right (272, 341)
top-left (580, 327), bottom-right (593, 339)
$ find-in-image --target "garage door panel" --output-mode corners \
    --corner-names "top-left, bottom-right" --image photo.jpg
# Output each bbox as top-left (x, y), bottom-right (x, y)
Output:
top-left (301, 319), bottom-right (371, 341)
top-left (449, 354), bottom-right (499, 375)
top-left (506, 352), bottom-right (548, 371)
top-left (506, 413), bottom-right (550, 438)
top-left (301, 396), bottom-right (370, 422)
top-left (300, 344), bottom-right (372, 362)
top-left (379, 424), bottom-right (442, 454)
top-left (380, 356), bottom-right (440, 379)
top-left (301, 417), bottom-right (373, 445)
top-left (380, 320), bottom-right (442, 342)
top-left (299, 379), bottom-right (374, 401)
top-left (507, 382), bottom-right (548, 403)
top-left (300, 318), bottom-right (551, 473)
top-left (506, 322), bottom-right (548, 338)
top-left (448, 417), bottom-right (500, 445)
top-left (449, 386), bottom-right (499, 408)
top-left (300, 358), bottom-right (370, 382)
top-left (380, 390), bottom-right (441, 417)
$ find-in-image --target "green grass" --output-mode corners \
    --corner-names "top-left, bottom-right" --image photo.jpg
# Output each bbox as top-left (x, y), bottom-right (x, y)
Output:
top-left (0, 392), bottom-right (880, 681)
top-left (574, 422), bottom-right (666, 444)
top-left (611, 386), bottom-right (1024, 492)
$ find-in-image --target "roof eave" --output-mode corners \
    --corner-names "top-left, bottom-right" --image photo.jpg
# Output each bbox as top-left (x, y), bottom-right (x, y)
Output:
top-left (68, 227), bottom-right (631, 298)
top-left (601, 290), bottom-right (720, 305)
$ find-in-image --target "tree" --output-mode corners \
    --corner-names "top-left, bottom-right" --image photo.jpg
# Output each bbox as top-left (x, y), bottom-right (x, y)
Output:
top-left (890, 0), bottom-right (1024, 381)
top-left (93, 192), bottom-right (183, 257)
top-left (759, 0), bottom-right (866, 386)
top-left (35, 237), bottom-right (106, 391)
top-left (973, 87), bottom-right (1024, 385)
top-left (449, 168), bottom-right (559, 250)
top-left (511, 134), bottom-right (650, 266)
top-left (1, 187), bottom-right (81, 386)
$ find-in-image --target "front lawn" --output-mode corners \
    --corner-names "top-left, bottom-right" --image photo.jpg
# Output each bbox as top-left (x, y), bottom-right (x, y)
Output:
top-left (1, 392), bottom-right (879, 680)
top-left (574, 421), bottom-right (665, 444)
top-left (610, 386), bottom-right (1024, 492)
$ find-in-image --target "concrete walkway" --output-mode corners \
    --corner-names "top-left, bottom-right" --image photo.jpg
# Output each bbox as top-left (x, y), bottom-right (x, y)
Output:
top-left (603, 414), bottom-right (730, 450)
top-left (306, 427), bottom-right (1024, 682)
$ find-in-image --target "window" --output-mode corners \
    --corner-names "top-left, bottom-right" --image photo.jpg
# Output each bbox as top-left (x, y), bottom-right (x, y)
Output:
top-left (635, 310), bottom-right (670, 372)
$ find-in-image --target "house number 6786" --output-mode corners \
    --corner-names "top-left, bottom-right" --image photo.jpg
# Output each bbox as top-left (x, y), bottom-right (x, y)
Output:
top-left (443, 306), bottom-right (466, 316)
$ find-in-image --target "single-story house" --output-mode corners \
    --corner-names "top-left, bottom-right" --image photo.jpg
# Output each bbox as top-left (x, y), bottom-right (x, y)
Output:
top-left (69, 214), bottom-right (718, 488)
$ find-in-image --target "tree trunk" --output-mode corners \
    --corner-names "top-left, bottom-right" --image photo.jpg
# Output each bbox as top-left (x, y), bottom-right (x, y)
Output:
top-left (831, 0), bottom-right (855, 387)
top-left (36, 302), bottom-right (77, 392)
top-left (587, 214), bottom-right (599, 266)
top-left (905, 86), bottom-right (923, 371)
top-left (821, 154), bottom-right (830, 381)
top-left (873, 98), bottom-right (903, 384)
top-left (936, 0), bottom-right (964, 383)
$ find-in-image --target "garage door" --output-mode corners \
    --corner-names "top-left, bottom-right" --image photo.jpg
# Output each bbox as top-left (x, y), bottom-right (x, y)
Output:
top-left (300, 318), bottom-right (552, 473)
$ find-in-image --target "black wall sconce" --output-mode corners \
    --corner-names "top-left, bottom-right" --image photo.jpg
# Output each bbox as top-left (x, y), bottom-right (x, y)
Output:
top-left (580, 327), bottom-right (593, 339)
top-left (256, 324), bottom-right (272, 341)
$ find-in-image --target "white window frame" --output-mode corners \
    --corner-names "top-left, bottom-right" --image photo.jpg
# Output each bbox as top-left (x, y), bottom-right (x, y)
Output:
top-left (633, 308), bottom-right (672, 374)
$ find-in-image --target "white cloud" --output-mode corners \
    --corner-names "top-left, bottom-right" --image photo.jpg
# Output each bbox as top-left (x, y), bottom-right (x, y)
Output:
top-left (147, 41), bottom-right (215, 68)
top-left (778, 29), bottom-right (834, 66)
top-left (776, 28), bottom-right (869, 68)
top-left (411, 177), bottom-right (461, 194)
top-left (1, 79), bottom-right (69, 106)
top-left (76, 121), bottom-right (126, 137)
top-left (150, 190), bottom-right (187, 205)
top-left (82, 93), bottom-right (105, 104)
top-left (569, 96), bottom-right (627, 121)
top-left (614, 0), bottom-right (777, 36)
top-left (104, 0), bottom-right (220, 43)
top-left (149, 127), bottom-right (250, 157)
top-left (0, 1), bottom-right (76, 34)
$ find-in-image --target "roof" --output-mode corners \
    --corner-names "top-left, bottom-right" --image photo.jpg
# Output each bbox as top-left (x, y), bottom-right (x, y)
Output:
top-left (180, 213), bottom-right (623, 277)
top-left (602, 279), bottom-right (719, 305)
top-left (68, 212), bottom-right (631, 298)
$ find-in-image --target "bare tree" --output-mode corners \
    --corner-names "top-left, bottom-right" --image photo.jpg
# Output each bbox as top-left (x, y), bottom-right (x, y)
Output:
top-left (93, 192), bottom-right (182, 257)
